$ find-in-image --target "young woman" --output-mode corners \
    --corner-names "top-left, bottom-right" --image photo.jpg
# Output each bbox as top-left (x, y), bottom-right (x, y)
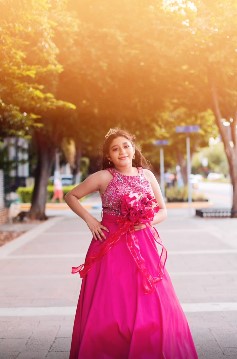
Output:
top-left (65, 128), bottom-right (198, 359)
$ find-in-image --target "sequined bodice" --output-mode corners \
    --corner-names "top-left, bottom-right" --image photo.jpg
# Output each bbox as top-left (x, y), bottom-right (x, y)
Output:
top-left (101, 168), bottom-right (153, 216)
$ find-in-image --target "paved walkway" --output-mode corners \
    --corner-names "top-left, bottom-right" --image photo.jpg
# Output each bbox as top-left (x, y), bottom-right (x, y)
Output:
top-left (0, 197), bottom-right (237, 358)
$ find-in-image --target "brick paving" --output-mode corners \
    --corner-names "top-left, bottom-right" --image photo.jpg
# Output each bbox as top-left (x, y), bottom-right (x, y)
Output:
top-left (0, 196), bottom-right (237, 359)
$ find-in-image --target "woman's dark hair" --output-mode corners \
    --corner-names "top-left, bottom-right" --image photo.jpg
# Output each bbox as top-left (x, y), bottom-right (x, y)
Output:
top-left (101, 128), bottom-right (150, 169)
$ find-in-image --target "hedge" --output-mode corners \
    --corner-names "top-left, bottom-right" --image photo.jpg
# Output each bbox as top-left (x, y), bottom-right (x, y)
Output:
top-left (17, 185), bottom-right (208, 203)
top-left (165, 186), bottom-right (208, 202)
top-left (17, 186), bottom-right (75, 203)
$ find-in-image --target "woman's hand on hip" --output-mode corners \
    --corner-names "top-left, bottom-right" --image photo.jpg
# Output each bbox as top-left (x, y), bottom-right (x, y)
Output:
top-left (85, 216), bottom-right (109, 241)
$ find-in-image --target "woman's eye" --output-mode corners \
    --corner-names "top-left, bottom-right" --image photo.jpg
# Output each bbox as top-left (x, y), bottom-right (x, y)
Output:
top-left (112, 148), bottom-right (118, 152)
top-left (124, 144), bottom-right (129, 149)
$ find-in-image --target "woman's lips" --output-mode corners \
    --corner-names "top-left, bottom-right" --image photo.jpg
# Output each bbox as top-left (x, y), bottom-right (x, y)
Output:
top-left (119, 156), bottom-right (128, 160)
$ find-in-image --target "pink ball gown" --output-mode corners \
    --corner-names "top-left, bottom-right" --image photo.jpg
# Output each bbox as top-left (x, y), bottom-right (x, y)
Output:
top-left (69, 168), bottom-right (198, 359)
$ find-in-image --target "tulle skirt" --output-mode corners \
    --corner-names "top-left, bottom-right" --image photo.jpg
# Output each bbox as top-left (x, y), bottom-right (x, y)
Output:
top-left (69, 214), bottom-right (198, 359)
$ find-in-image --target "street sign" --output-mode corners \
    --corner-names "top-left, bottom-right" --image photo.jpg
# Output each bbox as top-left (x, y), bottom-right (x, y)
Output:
top-left (175, 125), bottom-right (200, 133)
top-left (154, 140), bottom-right (169, 146)
top-left (154, 140), bottom-right (169, 196)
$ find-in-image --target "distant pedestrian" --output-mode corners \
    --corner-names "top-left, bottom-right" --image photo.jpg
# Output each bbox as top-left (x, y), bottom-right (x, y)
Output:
top-left (65, 128), bottom-right (198, 359)
top-left (164, 171), bottom-right (174, 187)
top-left (51, 176), bottom-right (63, 203)
top-left (176, 165), bottom-right (184, 188)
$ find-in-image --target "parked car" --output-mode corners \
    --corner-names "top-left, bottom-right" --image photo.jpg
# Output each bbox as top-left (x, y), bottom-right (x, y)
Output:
top-left (207, 172), bottom-right (224, 181)
top-left (192, 174), bottom-right (203, 182)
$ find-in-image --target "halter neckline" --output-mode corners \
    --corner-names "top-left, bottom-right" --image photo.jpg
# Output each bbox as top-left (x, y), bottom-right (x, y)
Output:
top-left (110, 167), bottom-right (142, 177)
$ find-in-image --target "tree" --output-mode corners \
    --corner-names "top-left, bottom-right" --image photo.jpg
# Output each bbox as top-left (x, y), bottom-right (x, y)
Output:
top-left (142, 107), bottom-right (217, 182)
top-left (192, 141), bottom-right (229, 177)
top-left (0, 0), bottom-right (77, 218)
top-left (26, 2), bottom-right (78, 220)
top-left (163, 0), bottom-right (237, 216)
top-left (3, 0), bottom-right (236, 217)
top-left (64, 1), bottom-right (218, 167)
top-left (59, 0), bottom-right (178, 149)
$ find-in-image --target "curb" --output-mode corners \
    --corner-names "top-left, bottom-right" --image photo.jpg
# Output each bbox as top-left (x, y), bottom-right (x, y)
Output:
top-left (0, 216), bottom-right (63, 257)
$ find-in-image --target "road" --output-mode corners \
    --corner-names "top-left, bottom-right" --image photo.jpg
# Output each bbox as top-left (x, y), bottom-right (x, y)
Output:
top-left (196, 181), bottom-right (232, 208)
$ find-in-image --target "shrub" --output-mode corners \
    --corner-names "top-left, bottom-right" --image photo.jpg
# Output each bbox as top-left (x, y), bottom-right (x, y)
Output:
top-left (16, 187), bottom-right (33, 203)
top-left (17, 185), bottom-right (75, 203)
top-left (166, 186), bottom-right (208, 202)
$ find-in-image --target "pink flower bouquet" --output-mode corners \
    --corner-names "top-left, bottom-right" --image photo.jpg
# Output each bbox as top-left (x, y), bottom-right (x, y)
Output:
top-left (120, 192), bottom-right (159, 225)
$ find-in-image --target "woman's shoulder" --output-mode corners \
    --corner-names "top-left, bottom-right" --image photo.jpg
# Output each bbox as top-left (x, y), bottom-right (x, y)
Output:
top-left (90, 169), bottom-right (113, 181)
top-left (142, 168), bottom-right (155, 179)
top-left (142, 168), bottom-right (159, 183)
top-left (89, 170), bottom-right (113, 193)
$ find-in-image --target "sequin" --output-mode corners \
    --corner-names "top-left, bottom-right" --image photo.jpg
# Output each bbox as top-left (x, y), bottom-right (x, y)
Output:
top-left (101, 167), bottom-right (153, 216)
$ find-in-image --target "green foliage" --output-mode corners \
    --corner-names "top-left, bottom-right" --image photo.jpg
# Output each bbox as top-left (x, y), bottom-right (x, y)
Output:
top-left (192, 142), bottom-right (229, 176)
top-left (0, 0), bottom-right (229, 152)
top-left (166, 186), bottom-right (208, 202)
top-left (143, 107), bottom-right (218, 171)
top-left (2, 0), bottom-right (237, 214)
top-left (80, 157), bottom-right (90, 181)
top-left (16, 187), bottom-right (33, 203)
top-left (56, 0), bottom-right (222, 173)
top-left (17, 185), bottom-right (75, 203)
top-left (0, 0), bottom-right (77, 139)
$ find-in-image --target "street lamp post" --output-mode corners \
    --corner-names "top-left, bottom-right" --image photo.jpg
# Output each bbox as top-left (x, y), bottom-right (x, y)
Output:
top-left (186, 135), bottom-right (192, 204)
top-left (154, 140), bottom-right (169, 196)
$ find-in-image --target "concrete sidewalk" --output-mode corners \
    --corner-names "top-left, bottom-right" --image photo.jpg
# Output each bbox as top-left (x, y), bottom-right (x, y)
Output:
top-left (0, 199), bottom-right (237, 358)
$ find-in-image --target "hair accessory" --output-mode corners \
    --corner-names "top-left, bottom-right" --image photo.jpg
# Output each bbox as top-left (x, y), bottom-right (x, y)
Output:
top-left (105, 128), bottom-right (118, 139)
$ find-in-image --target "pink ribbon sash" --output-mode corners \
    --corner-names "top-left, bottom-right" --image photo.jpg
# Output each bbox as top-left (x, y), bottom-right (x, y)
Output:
top-left (72, 217), bottom-right (167, 294)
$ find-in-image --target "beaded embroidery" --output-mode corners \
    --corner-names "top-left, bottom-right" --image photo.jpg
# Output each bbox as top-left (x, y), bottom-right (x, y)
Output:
top-left (101, 168), bottom-right (153, 216)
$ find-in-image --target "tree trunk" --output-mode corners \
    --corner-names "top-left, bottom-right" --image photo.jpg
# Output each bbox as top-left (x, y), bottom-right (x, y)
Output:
top-left (72, 144), bottom-right (81, 184)
top-left (211, 85), bottom-right (237, 217)
top-left (229, 156), bottom-right (237, 218)
top-left (29, 131), bottom-right (56, 220)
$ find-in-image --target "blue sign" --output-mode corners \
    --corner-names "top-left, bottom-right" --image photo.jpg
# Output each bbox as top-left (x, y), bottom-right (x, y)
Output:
top-left (176, 125), bottom-right (200, 133)
top-left (154, 140), bottom-right (169, 146)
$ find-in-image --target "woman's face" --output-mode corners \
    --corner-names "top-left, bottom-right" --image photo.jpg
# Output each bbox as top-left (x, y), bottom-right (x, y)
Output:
top-left (108, 136), bottom-right (135, 168)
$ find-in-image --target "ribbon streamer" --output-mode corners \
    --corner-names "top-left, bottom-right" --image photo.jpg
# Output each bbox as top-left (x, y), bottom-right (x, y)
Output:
top-left (72, 218), bottom-right (167, 294)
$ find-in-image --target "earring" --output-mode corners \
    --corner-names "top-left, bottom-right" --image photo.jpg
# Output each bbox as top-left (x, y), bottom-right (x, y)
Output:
top-left (108, 159), bottom-right (111, 165)
top-left (133, 154), bottom-right (135, 160)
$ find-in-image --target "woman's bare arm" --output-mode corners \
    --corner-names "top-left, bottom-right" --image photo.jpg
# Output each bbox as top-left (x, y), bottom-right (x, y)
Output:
top-left (143, 169), bottom-right (167, 225)
top-left (64, 171), bottom-right (110, 241)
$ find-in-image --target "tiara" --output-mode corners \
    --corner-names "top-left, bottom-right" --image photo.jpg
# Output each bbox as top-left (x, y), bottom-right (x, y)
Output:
top-left (104, 128), bottom-right (118, 139)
